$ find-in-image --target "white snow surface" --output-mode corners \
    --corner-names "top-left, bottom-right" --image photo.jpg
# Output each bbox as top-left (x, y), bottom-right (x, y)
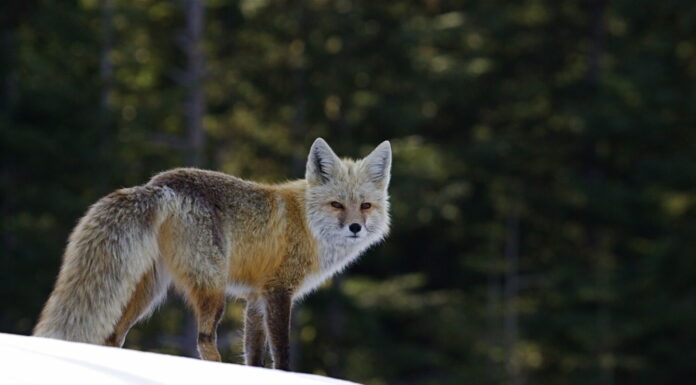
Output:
top-left (0, 333), bottom-right (360, 385)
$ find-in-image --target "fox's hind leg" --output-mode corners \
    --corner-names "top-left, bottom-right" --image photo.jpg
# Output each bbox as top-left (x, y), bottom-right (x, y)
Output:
top-left (158, 209), bottom-right (229, 361)
top-left (105, 263), bottom-right (170, 347)
top-left (167, 271), bottom-right (227, 361)
top-left (190, 288), bottom-right (226, 362)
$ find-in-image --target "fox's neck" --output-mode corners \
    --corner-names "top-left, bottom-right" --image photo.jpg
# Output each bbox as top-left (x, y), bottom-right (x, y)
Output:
top-left (317, 241), bottom-right (367, 274)
top-left (294, 240), bottom-right (368, 299)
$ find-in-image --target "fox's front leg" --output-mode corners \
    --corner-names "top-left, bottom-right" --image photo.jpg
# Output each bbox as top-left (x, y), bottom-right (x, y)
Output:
top-left (263, 288), bottom-right (292, 370)
top-left (244, 298), bottom-right (266, 367)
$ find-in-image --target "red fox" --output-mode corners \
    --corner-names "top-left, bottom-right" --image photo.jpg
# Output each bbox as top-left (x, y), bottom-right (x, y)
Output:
top-left (33, 138), bottom-right (391, 370)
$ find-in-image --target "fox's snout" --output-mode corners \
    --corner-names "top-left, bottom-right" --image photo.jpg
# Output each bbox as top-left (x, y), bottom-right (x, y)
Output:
top-left (348, 223), bottom-right (361, 234)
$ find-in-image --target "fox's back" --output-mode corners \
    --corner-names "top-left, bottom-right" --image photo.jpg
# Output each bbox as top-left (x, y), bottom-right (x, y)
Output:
top-left (149, 168), bottom-right (274, 219)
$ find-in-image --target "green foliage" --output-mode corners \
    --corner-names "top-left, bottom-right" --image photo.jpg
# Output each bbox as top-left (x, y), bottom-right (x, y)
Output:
top-left (2, 0), bottom-right (695, 384)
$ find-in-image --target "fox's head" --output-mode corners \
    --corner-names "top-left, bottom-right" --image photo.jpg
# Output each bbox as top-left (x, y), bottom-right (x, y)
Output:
top-left (305, 138), bottom-right (391, 249)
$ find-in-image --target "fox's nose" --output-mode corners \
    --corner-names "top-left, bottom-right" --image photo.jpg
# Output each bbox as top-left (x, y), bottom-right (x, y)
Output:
top-left (349, 223), bottom-right (362, 234)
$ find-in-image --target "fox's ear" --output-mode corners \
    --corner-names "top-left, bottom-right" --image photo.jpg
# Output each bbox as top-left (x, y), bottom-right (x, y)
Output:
top-left (306, 138), bottom-right (341, 184)
top-left (363, 140), bottom-right (392, 189)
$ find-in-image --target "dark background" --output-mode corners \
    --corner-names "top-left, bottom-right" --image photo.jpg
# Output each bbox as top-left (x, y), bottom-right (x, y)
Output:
top-left (1, 1), bottom-right (695, 384)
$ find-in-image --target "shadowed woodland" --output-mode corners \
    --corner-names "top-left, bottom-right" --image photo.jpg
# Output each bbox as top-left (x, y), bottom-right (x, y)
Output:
top-left (1, 0), bottom-right (695, 384)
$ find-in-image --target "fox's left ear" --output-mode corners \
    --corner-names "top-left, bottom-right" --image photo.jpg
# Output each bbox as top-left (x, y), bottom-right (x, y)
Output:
top-left (363, 140), bottom-right (392, 189)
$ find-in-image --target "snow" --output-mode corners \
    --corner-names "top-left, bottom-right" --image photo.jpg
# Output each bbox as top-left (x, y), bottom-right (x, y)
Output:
top-left (0, 333), bottom-right (360, 385)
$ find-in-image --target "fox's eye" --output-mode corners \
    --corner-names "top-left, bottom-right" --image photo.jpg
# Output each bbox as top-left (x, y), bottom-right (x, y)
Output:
top-left (360, 203), bottom-right (372, 210)
top-left (330, 201), bottom-right (344, 209)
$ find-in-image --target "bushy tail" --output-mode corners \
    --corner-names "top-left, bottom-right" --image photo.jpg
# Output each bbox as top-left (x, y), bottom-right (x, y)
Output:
top-left (33, 185), bottom-right (175, 344)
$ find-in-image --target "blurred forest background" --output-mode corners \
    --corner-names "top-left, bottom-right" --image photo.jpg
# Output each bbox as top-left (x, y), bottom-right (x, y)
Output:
top-left (1, 0), bottom-right (695, 384)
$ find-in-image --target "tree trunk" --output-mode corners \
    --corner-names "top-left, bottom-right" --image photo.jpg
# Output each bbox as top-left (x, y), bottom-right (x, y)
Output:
top-left (0, 1), bottom-right (20, 333)
top-left (99, 0), bottom-right (113, 118)
top-left (183, 0), bottom-right (206, 168)
top-left (486, 256), bottom-right (502, 383)
top-left (586, 1), bottom-right (613, 383)
top-left (504, 186), bottom-right (523, 385)
top-left (97, 0), bottom-right (114, 191)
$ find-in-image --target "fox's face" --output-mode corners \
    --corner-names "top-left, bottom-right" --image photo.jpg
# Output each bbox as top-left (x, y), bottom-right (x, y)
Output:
top-left (305, 138), bottom-right (391, 249)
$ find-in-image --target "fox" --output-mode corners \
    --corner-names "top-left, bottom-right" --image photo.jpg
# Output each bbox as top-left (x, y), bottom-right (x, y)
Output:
top-left (32, 138), bottom-right (391, 370)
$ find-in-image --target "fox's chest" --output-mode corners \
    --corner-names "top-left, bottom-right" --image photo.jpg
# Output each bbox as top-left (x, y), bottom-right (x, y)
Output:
top-left (294, 243), bottom-right (367, 299)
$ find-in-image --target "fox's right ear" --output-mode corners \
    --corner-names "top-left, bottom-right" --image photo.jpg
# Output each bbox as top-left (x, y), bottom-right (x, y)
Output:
top-left (306, 138), bottom-right (341, 184)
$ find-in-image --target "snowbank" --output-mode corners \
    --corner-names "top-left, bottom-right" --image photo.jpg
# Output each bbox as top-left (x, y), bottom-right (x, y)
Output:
top-left (0, 333), bottom-right (360, 385)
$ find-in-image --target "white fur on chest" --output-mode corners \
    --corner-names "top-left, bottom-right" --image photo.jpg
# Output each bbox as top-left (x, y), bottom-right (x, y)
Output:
top-left (294, 242), bottom-right (368, 299)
